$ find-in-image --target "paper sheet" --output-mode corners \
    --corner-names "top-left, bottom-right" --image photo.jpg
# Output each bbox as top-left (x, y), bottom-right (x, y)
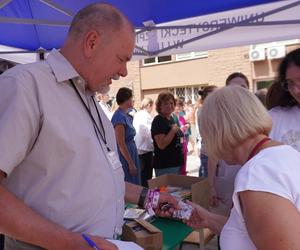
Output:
top-left (107, 239), bottom-right (144, 250)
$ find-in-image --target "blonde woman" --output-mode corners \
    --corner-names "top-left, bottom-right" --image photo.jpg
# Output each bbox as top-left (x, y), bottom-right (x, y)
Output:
top-left (197, 85), bottom-right (218, 177)
top-left (186, 86), bottom-right (300, 250)
top-left (133, 97), bottom-right (154, 187)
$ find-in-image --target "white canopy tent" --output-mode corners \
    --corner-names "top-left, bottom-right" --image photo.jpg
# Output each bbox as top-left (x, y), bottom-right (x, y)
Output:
top-left (134, 0), bottom-right (300, 58)
top-left (0, 0), bottom-right (299, 63)
top-left (0, 45), bottom-right (36, 64)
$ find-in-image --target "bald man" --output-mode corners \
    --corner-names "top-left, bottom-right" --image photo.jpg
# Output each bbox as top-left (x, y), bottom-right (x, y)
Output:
top-left (0, 3), bottom-right (176, 250)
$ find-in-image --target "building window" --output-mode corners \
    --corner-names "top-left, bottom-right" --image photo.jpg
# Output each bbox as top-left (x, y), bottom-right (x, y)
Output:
top-left (175, 87), bottom-right (185, 99)
top-left (143, 51), bottom-right (208, 65)
top-left (175, 51), bottom-right (208, 61)
top-left (168, 86), bottom-right (200, 104)
top-left (256, 80), bottom-right (273, 90)
top-left (252, 39), bottom-right (299, 49)
top-left (143, 57), bottom-right (156, 64)
top-left (143, 55), bottom-right (172, 65)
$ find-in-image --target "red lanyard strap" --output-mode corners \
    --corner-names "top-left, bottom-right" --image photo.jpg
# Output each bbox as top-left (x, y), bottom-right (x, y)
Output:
top-left (247, 137), bottom-right (270, 161)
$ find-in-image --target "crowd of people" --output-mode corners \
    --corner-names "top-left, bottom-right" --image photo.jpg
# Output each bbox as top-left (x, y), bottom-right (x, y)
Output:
top-left (97, 88), bottom-right (222, 185)
top-left (95, 50), bottom-right (300, 250)
top-left (99, 89), bottom-right (199, 185)
top-left (0, 2), bottom-right (300, 250)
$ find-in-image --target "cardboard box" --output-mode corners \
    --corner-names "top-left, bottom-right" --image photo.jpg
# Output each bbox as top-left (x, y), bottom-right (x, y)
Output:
top-left (122, 219), bottom-right (163, 250)
top-left (148, 174), bottom-right (209, 209)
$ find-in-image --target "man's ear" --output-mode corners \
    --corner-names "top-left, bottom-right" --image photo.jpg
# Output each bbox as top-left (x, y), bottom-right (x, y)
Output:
top-left (83, 30), bottom-right (101, 57)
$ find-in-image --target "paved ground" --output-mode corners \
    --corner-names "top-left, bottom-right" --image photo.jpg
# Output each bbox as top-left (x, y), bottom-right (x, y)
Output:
top-left (186, 150), bottom-right (201, 177)
top-left (180, 236), bottom-right (218, 250)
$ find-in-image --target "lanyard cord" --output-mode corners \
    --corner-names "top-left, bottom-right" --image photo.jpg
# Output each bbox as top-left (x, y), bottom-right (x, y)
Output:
top-left (247, 137), bottom-right (270, 161)
top-left (69, 79), bottom-right (110, 152)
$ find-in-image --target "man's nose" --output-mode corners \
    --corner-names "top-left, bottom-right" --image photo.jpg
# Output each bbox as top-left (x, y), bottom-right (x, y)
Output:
top-left (119, 63), bottom-right (128, 77)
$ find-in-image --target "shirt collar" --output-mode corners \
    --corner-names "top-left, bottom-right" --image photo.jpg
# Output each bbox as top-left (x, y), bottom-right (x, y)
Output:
top-left (46, 49), bottom-right (92, 95)
top-left (46, 49), bottom-right (82, 83)
top-left (46, 49), bottom-right (95, 96)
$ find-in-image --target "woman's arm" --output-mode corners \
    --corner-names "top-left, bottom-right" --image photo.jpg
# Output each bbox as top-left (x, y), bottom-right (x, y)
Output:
top-left (240, 191), bottom-right (300, 250)
top-left (207, 157), bottom-right (219, 207)
top-left (153, 125), bottom-right (178, 150)
top-left (114, 124), bottom-right (137, 176)
top-left (178, 115), bottom-right (190, 134)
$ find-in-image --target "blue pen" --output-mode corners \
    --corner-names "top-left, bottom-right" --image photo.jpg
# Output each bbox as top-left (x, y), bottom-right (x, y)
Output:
top-left (82, 234), bottom-right (101, 250)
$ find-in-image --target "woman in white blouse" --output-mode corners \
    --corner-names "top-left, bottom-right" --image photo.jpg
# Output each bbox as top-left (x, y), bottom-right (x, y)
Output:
top-left (133, 98), bottom-right (154, 187)
top-left (185, 86), bottom-right (300, 250)
top-left (266, 48), bottom-right (300, 152)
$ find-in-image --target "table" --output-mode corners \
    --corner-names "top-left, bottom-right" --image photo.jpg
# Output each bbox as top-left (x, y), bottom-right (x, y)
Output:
top-left (124, 204), bottom-right (194, 249)
top-left (152, 217), bottom-right (193, 250)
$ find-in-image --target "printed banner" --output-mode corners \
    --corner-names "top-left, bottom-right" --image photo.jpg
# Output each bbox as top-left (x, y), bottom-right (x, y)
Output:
top-left (134, 0), bottom-right (300, 59)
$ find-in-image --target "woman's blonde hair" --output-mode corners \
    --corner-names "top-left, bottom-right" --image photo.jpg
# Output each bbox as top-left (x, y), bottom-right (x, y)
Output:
top-left (200, 86), bottom-right (272, 159)
top-left (140, 97), bottom-right (154, 109)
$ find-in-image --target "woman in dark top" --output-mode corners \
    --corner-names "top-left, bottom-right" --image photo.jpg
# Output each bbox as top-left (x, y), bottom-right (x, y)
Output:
top-left (151, 92), bottom-right (184, 177)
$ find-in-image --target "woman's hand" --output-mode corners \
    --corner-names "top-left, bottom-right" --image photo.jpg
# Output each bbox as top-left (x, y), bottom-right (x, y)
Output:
top-left (171, 124), bottom-right (180, 133)
top-left (183, 201), bottom-right (211, 229)
top-left (184, 201), bottom-right (228, 234)
top-left (179, 124), bottom-right (190, 135)
top-left (184, 124), bottom-right (190, 129)
top-left (128, 163), bottom-right (137, 176)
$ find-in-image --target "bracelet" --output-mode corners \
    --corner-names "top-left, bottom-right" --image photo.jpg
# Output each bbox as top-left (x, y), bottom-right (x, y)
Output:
top-left (144, 188), bottom-right (160, 216)
top-left (138, 187), bottom-right (148, 208)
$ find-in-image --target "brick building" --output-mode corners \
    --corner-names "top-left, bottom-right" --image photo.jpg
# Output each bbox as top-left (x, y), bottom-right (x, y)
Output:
top-left (1, 40), bottom-right (299, 109)
top-left (110, 39), bottom-right (300, 108)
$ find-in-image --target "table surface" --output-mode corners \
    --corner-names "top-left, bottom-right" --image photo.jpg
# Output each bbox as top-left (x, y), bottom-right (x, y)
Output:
top-left (125, 204), bottom-right (193, 249)
top-left (152, 217), bottom-right (193, 250)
